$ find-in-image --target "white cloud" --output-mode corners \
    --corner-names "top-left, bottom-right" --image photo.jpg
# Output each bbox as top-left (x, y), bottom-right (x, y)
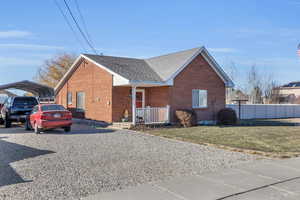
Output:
top-left (208, 48), bottom-right (237, 53)
top-left (0, 43), bottom-right (64, 50)
top-left (0, 57), bottom-right (42, 66)
top-left (0, 54), bottom-right (55, 67)
top-left (0, 30), bottom-right (32, 38)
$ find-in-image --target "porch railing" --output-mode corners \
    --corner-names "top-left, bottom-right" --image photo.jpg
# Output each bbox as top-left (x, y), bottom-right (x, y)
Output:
top-left (136, 105), bottom-right (170, 124)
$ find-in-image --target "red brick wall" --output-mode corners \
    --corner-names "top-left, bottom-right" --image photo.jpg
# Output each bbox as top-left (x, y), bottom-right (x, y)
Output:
top-left (111, 86), bottom-right (172, 122)
top-left (56, 59), bottom-right (113, 123)
top-left (56, 53), bottom-right (225, 123)
top-left (112, 87), bottom-right (132, 122)
top-left (145, 87), bottom-right (171, 107)
top-left (170, 54), bottom-right (225, 121)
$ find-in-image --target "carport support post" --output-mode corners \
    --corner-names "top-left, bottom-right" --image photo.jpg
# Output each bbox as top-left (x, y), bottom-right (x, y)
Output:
top-left (132, 86), bottom-right (137, 125)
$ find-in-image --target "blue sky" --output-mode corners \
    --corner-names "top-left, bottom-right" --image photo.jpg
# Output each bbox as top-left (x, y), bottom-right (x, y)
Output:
top-left (0, 0), bottom-right (299, 90)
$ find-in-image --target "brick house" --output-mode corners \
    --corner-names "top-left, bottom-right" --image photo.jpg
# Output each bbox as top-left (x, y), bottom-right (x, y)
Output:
top-left (55, 47), bottom-right (234, 125)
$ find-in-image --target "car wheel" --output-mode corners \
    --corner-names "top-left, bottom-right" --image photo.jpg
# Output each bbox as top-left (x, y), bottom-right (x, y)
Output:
top-left (25, 119), bottom-right (32, 131)
top-left (4, 116), bottom-right (11, 128)
top-left (64, 126), bottom-right (71, 132)
top-left (34, 123), bottom-right (41, 134)
top-left (0, 119), bottom-right (4, 125)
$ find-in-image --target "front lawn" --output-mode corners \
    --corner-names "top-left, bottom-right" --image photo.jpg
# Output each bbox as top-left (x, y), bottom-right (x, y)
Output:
top-left (145, 123), bottom-right (300, 158)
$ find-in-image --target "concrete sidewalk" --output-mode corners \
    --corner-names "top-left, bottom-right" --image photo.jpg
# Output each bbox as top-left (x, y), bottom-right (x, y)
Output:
top-left (83, 158), bottom-right (300, 200)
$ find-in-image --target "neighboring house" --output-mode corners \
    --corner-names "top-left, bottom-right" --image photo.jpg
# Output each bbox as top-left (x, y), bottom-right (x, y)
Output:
top-left (55, 47), bottom-right (234, 124)
top-left (226, 88), bottom-right (249, 104)
top-left (275, 81), bottom-right (300, 104)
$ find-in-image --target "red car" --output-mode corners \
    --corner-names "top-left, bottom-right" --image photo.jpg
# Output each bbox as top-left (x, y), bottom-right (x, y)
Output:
top-left (25, 104), bottom-right (72, 134)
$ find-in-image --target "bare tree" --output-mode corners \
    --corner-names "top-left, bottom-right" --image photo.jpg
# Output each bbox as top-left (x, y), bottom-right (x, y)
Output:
top-left (262, 76), bottom-right (280, 104)
top-left (225, 62), bottom-right (238, 104)
top-left (35, 53), bottom-right (77, 88)
top-left (246, 65), bottom-right (263, 103)
top-left (245, 66), bottom-right (280, 104)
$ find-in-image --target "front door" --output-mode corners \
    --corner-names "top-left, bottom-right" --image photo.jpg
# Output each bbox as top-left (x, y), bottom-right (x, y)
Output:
top-left (136, 89), bottom-right (145, 108)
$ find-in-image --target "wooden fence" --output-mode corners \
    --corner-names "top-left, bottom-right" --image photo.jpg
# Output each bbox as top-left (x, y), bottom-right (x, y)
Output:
top-left (226, 104), bottom-right (300, 119)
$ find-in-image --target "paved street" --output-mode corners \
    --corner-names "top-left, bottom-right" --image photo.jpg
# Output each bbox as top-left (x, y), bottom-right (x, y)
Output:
top-left (84, 158), bottom-right (300, 200)
top-left (0, 123), bottom-right (256, 200)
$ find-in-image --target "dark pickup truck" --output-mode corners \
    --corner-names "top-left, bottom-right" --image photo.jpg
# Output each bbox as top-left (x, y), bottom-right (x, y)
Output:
top-left (1, 96), bottom-right (39, 128)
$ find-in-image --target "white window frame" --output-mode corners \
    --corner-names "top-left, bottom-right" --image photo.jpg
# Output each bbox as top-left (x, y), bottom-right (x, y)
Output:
top-left (192, 89), bottom-right (208, 108)
top-left (76, 91), bottom-right (85, 111)
top-left (67, 92), bottom-right (72, 105)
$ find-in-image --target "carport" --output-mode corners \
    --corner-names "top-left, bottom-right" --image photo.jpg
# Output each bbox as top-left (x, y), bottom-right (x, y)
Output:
top-left (0, 90), bottom-right (17, 97)
top-left (0, 80), bottom-right (54, 99)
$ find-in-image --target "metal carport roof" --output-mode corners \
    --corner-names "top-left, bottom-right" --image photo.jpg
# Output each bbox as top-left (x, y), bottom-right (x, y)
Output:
top-left (0, 90), bottom-right (17, 96)
top-left (0, 80), bottom-right (54, 98)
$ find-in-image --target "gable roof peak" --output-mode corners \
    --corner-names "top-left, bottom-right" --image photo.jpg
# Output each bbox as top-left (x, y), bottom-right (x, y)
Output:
top-left (55, 46), bottom-right (234, 93)
top-left (146, 46), bottom-right (203, 60)
top-left (144, 47), bottom-right (204, 81)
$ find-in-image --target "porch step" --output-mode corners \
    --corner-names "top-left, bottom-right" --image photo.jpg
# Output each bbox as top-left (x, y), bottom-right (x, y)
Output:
top-left (107, 122), bottom-right (133, 130)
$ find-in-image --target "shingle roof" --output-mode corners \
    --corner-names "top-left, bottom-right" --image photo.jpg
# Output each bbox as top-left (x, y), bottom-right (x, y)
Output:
top-left (83, 47), bottom-right (201, 82)
top-left (52, 46), bottom-right (234, 92)
top-left (83, 54), bottom-right (163, 82)
top-left (145, 47), bottom-right (201, 80)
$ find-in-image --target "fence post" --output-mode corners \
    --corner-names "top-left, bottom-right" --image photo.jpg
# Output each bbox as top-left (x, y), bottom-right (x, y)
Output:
top-left (132, 86), bottom-right (136, 125)
top-left (166, 105), bottom-right (170, 123)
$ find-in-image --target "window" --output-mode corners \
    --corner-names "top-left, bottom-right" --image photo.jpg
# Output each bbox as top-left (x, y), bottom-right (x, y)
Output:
top-left (13, 97), bottom-right (38, 107)
top-left (67, 92), bottom-right (72, 105)
top-left (192, 89), bottom-right (207, 108)
top-left (76, 92), bottom-right (85, 111)
top-left (41, 105), bottom-right (66, 111)
top-left (5, 97), bottom-right (11, 106)
top-left (31, 105), bottom-right (39, 113)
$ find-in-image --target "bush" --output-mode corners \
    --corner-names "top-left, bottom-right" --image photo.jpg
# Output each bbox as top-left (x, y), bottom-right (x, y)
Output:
top-left (217, 108), bottom-right (237, 125)
top-left (175, 109), bottom-right (197, 127)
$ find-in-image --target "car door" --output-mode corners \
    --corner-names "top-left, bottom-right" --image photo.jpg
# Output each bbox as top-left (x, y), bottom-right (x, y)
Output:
top-left (0, 99), bottom-right (6, 118)
top-left (30, 106), bottom-right (39, 127)
top-left (1, 97), bottom-right (11, 118)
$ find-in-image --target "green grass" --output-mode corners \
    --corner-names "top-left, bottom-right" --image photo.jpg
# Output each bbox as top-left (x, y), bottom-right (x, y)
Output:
top-left (146, 125), bottom-right (300, 156)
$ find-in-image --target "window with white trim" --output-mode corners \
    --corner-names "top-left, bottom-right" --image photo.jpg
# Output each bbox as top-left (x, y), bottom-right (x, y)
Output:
top-left (192, 89), bottom-right (207, 108)
top-left (76, 92), bottom-right (85, 111)
top-left (67, 92), bottom-right (72, 105)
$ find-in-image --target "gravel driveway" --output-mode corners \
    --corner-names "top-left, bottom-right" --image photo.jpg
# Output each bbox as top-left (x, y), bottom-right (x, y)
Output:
top-left (0, 123), bottom-right (258, 200)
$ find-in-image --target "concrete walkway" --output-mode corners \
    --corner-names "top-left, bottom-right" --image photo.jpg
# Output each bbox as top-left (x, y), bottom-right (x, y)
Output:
top-left (83, 158), bottom-right (300, 200)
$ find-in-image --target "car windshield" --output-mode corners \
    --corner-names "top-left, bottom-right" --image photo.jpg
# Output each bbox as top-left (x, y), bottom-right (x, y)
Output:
top-left (0, 95), bottom-right (7, 104)
top-left (41, 105), bottom-right (66, 111)
top-left (13, 97), bottom-right (38, 107)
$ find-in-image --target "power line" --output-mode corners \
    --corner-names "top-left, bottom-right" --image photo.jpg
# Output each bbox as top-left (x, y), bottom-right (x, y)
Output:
top-left (53, 0), bottom-right (87, 52)
top-left (73, 0), bottom-right (96, 50)
top-left (62, 0), bottom-right (98, 54)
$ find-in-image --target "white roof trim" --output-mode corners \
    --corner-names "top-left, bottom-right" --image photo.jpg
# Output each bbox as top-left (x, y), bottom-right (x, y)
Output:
top-left (55, 54), bottom-right (130, 93)
top-left (166, 47), bottom-right (204, 82)
top-left (201, 48), bottom-right (234, 87)
top-left (55, 47), bottom-right (234, 93)
top-left (55, 55), bottom-right (83, 93)
top-left (81, 55), bottom-right (129, 82)
top-left (166, 47), bottom-right (234, 88)
top-left (129, 80), bottom-right (171, 87)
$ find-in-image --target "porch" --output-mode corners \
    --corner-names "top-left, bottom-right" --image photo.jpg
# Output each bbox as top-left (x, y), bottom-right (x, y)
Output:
top-left (132, 86), bottom-right (171, 125)
top-left (113, 85), bottom-right (171, 125)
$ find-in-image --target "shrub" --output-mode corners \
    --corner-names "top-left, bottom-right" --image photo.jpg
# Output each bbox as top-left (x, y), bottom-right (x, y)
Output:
top-left (175, 109), bottom-right (197, 127)
top-left (217, 108), bottom-right (237, 125)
